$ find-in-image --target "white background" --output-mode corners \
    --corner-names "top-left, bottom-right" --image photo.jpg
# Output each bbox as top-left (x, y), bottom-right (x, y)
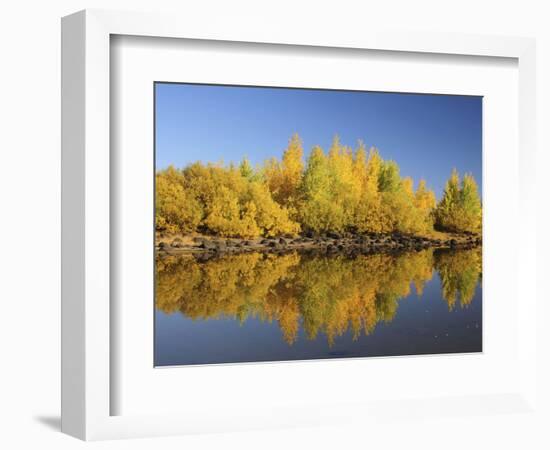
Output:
top-left (0, 1), bottom-right (548, 449)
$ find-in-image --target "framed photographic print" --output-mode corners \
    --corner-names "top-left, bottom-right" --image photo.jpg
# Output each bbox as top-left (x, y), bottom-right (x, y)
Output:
top-left (62, 9), bottom-right (538, 441)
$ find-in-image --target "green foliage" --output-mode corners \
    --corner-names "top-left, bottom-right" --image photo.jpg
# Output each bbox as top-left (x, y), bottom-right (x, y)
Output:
top-left (298, 136), bottom-right (362, 232)
top-left (378, 160), bottom-right (402, 193)
top-left (298, 146), bottom-right (335, 232)
top-left (435, 169), bottom-right (482, 233)
top-left (434, 247), bottom-right (482, 309)
top-left (459, 174), bottom-right (483, 232)
top-left (239, 157), bottom-right (254, 180)
top-left (156, 133), bottom-right (481, 238)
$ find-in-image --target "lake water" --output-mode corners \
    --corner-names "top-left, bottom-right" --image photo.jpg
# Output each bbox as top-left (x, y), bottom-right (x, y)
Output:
top-left (155, 247), bottom-right (482, 366)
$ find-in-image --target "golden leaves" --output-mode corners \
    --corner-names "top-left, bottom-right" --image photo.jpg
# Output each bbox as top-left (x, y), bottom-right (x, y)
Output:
top-left (156, 134), bottom-right (480, 238)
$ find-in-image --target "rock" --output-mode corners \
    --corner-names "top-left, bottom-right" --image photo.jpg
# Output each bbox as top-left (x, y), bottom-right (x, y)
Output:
top-left (327, 231), bottom-right (341, 239)
top-left (200, 240), bottom-right (216, 250)
top-left (171, 240), bottom-right (184, 248)
top-left (194, 253), bottom-right (212, 263)
top-left (158, 242), bottom-right (170, 249)
top-left (192, 237), bottom-right (204, 243)
top-left (242, 240), bottom-right (250, 246)
top-left (260, 239), bottom-right (270, 245)
top-left (304, 230), bottom-right (315, 239)
top-left (450, 239), bottom-right (457, 247)
top-left (279, 237), bottom-right (288, 245)
top-left (268, 241), bottom-right (278, 248)
top-left (214, 243), bottom-right (228, 253)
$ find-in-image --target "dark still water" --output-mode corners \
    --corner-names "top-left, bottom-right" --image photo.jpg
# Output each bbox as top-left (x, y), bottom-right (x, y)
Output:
top-left (155, 248), bottom-right (482, 366)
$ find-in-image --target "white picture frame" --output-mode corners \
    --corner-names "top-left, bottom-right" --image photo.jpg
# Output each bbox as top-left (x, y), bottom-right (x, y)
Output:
top-left (61, 9), bottom-right (537, 441)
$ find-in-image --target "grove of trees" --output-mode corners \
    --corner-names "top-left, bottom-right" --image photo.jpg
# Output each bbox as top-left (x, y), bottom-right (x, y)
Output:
top-left (156, 133), bottom-right (482, 238)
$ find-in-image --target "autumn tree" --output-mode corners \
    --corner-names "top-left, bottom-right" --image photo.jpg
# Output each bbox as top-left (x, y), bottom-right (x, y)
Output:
top-left (353, 142), bottom-right (372, 231)
top-left (244, 181), bottom-right (300, 237)
top-left (458, 174), bottom-right (482, 233)
top-left (177, 162), bottom-right (298, 238)
top-left (435, 169), bottom-right (482, 233)
top-left (414, 179), bottom-right (437, 231)
top-left (328, 137), bottom-right (361, 229)
top-left (298, 145), bottom-right (334, 232)
top-left (434, 168), bottom-right (461, 231)
top-left (352, 140), bottom-right (368, 187)
top-left (354, 147), bottom-right (388, 232)
top-left (239, 157), bottom-right (254, 180)
top-left (156, 166), bottom-right (202, 233)
top-left (378, 160), bottom-right (402, 193)
top-left (375, 160), bottom-right (424, 233)
top-left (264, 133), bottom-right (304, 208)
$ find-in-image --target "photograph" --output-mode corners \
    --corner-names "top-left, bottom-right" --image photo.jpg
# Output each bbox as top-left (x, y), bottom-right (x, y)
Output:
top-left (154, 83), bottom-right (483, 367)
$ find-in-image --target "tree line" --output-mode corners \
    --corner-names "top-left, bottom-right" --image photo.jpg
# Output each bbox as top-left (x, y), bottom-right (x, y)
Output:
top-left (156, 133), bottom-right (482, 238)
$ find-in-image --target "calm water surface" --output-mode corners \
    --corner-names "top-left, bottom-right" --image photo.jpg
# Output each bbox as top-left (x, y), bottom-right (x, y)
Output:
top-left (155, 247), bottom-right (482, 366)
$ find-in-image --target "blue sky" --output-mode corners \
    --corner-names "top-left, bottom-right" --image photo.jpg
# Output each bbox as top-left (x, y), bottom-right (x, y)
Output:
top-left (155, 83), bottom-right (482, 198)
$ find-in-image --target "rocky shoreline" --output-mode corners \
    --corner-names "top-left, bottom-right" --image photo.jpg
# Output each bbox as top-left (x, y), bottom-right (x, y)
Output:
top-left (157, 231), bottom-right (481, 260)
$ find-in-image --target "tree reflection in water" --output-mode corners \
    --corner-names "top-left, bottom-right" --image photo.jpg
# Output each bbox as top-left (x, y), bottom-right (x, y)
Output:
top-left (156, 248), bottom-right (482, 346)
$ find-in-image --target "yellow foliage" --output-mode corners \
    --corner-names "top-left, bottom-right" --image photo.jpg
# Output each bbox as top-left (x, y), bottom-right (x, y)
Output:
top-left (156, 161), bottom-right (298, 238)
top-left (244, 181), bottom-right (300, 237)
top-left (155, 166), bottom-right (202, 234)
top-left (264, 133), bottom-right (304, 208)
top-left (156, 134), bottom-right (479, 237)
